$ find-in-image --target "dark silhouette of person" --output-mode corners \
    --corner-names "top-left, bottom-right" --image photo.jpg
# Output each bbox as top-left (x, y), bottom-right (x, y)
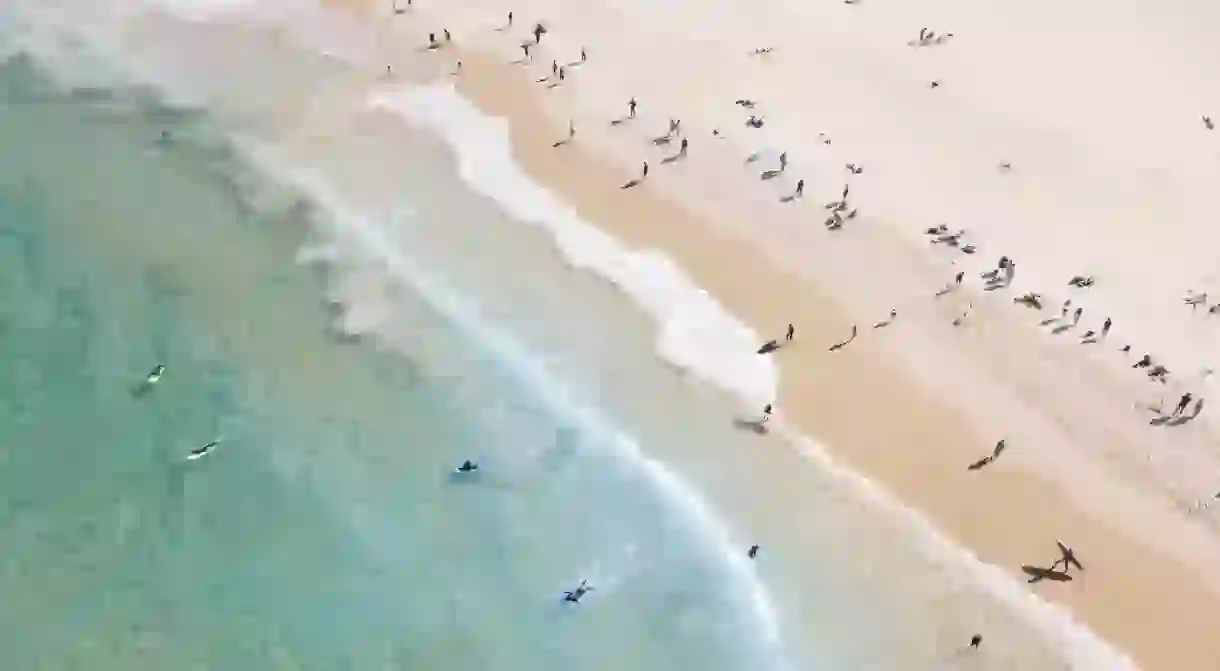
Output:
top-left (629, 97), bottom-right (637, 118)
top-left (786, 324), bottom-right (794, 341)
top-left (970, 634), bottom-right (982, 649)
top-left (1102, 317), bottom-right (1112, 338)
top-left (1174, 393), bottom-right (1194, 417)
top-left (748, 544), bottom-right (760, 559)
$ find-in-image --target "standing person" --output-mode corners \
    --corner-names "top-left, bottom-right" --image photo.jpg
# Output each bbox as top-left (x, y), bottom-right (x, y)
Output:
top-left (679, 138), bottom-right (689, 156)
top-left (1102, 317), bottom-right (1112, 338)
top-left (508, 11), bottom-right (513, 27)
top-left (969, 634), bottom-right (982, 649)
top-left (581, 47), bottom-right (587, 62)
top-left (533, 22), bottom-right (545, 44)
top-left (642, 162), bottom-right (649, 180)
top-left (779, 152), bottom-right (788, 171)
top-left (955, 271), bottom-right (964, 285)
top-left (522, 43), bottom-right (532, 61)
top-left (552, 60), bottom-right (558, 77)
top-left (786, 323), bottom-right (795, 341)
top-left (1173, 392), bottom-right (1194, 417)
top-left (628, 97), bottom-right (637, 118)
top-left (795, 179), bottom-right (804, 197)
top-left (444, 29), bottom-right (451, 42)
top-left (1073, 307), bottom-right (1083, 326)
top-left (748, 544), bottom-right (761, 559)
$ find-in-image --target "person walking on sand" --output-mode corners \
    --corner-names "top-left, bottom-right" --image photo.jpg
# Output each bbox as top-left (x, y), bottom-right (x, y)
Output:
top-left (558, 66), bottom-right (566, 81)
top-left (1073, 307), bottom-right (1083, 326)
top-left (533, 22), bottom-right (545, 44)
top-left (956, 271), bottom-right (964, 285)
top-left (873, 309), bottom-right (897, 329)
top-left (679, 137), bottom-right (689, 156)
top-left (795, 179), bottom-right (805, 198)
top-left (1173, 392), bottom-right (1194, 418)
top-left (444, 29), bottom-right (451, 43)
top-left (522, 43), bottom-right (532, 61)
top-left (1102, 317), bottom-right (1112, 338)
top-left (642, 162), bottom-right (649, 180)
top-left (581, 47), bottom-right (587, 63)
top-left (628, 97), bottom-right (637, 119)
top-left (786, 323), bottom-right (795, 341)
top-left (779, 152), bottom-right (788, 172)
top-left (668, 118), bottom-right (681, 137)
top-left (969, 634), bottom-right (982, 649)
top-left (552, 60), bottom-right (558, 77)
top-left (508, 11), bottom-right (513, 27)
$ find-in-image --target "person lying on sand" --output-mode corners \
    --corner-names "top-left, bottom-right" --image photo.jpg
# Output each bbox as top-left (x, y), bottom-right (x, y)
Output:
top-left (1068, 275), bottom-right (1094, 288)
top-left (751, 46), bottom-right (774, 55)
top-left (758, 340), bottom-right (781, 355)
top-left (828, 325), bottom-right (858, 351)
top-left (873, 309), bottom-right (897, 329)
top-left (736, 99), bottom-right (758, 109)
top-left (1013, 293), bottom-right (1042, 309)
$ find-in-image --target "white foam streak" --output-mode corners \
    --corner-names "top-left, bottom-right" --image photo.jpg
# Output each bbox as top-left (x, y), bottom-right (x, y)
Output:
top-left (370, 83), bottom-right (779, 413)
top-left (238, 143), bottom-right (789, 667)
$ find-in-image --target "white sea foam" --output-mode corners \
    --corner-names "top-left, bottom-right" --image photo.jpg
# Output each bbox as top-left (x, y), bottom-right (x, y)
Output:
top-left (365, 81), bottom-right (1143, 669)
top-left (368, 83), bottom-right (779, 414)
top-left (238, 143), bottom-right (790, 668)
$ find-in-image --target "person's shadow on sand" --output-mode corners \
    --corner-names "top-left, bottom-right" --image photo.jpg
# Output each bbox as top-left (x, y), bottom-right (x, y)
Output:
top-left (661, 154), bottom-right (684, 165)
top-left (621, 179), bottom-right (641, 189)
top-left (1051, 323), bottom-right (1075, 335)
top-left (760, 169), bottom-right (782, 180)
top-left (733, 418), bottom-right (770, 435)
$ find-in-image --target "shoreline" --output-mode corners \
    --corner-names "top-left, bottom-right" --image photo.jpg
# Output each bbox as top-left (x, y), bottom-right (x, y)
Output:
top-left (438, 50), bottom-right (1220, 670)
top-left (249, 1), bottom-right (1220, 667)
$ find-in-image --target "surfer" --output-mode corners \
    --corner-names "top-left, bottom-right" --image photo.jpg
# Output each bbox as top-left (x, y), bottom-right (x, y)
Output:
top-left (146, 364), bottom-right (165, 387)
top-left (455, 459), bottom-right (479, 473)
top-left (562, 580), bottom-right (593, 603)
top-left (187, 439), bottom-right (220, 461)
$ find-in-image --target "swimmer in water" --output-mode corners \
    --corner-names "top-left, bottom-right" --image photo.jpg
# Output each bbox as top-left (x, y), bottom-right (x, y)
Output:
top-left (562, 580), bottom-right (593, 603)
top-left (187, 439), bottom-right (220, 461)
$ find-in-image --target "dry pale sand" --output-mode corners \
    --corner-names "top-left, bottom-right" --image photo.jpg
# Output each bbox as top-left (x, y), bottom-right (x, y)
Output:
top-left (325, 0), bottom-right (1220, 667)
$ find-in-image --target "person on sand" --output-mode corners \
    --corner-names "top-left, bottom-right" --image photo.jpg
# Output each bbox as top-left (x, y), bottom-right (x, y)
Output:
top-left (629, 97), bottom-right (637, 119)
top-left (841, 183), bottom-right (850, 201)
top-left (428, 32), bottom-right (438, 49)
top-left (558, 66), bottom-right (566, 81)
top-left (444, 29), bottom-right (451, 43)
top-left (533, 22), bottom-right (545, 44)
top-left (521, 43), bottom-right (532, 61)
top-left (786, 323), bottom-right (795, 341)
top-left (453, 60), bottom-right (462, 75)
top-left (761, 404), bottom-right (773, 422)
top-left (828, 325), bottom-right (858, 352)
top-left (956, 271), bottom-right (964, 285)
top-left (581, 47), bottom-right (587, 63)
top-left (969, 634), bottom-right (982, 649)
top-left (748, 544), bottom-right (761, 559)
top-left (1173, 393), bottom-right (1194, 418)
top-left (1072, 307), bottom-right (1083, 326)
top-left (794, 180), bottom-right (805, 198)
top-left (992, 439), bottom-right (1007, 459)
top-left (552, 60), bottom-right (558, 77)
top-left (669, 118), bottom-right (681, 137)
top-left (679, 138), bottom-right (689, 156)
top-left (1205, 115), bottom-right (1214, 131)
top-left (873, 309), bottom-right (897, 329)
top-left (508, 11), bottom-right (513, 27)
top-left (642, 162), bottom-right (649, 180)
top-left (1101, 317), bottom-right (1112, 338)
top-left (567, 120), bottom-right (575, 140)
top-left (779, 152), bottom-right (788, 171)
top-left (951, 303), bottom-right (972, 327)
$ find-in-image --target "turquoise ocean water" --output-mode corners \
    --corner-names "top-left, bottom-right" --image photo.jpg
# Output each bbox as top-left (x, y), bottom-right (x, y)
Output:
top-left (0, 44), bottom-right (799, 669)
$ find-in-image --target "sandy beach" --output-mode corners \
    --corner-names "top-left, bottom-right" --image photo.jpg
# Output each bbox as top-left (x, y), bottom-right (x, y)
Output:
top-left (299, 0), bottom-right (1220, 667)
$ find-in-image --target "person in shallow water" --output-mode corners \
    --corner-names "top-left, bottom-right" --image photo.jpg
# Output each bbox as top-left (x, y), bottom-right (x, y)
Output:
top-left (562, 580), bottom-right (593, 603)
top-left (455, 459), bottom-right (479, 473)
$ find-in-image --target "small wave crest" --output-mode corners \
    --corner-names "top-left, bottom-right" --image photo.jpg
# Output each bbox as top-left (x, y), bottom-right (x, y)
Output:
top-left (368, 83), bottom-right (779, 414)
